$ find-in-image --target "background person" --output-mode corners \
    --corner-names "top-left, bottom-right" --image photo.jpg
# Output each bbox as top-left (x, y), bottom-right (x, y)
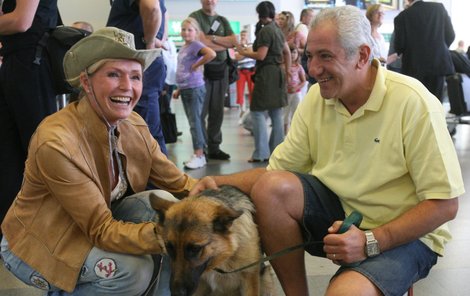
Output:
top-left (71, 20), bottom-right (94, 33)
top-left (190, 5), bottom-right (463, 296)
top-left (1, 27), bottom-right (197, 295)
top-left (366, 4), bottom-right (387, 65)
top-left (394, 0), bottom-right (455, 102)
top-left (0, 0), bottom-right (59, 239)
top-left (173, 17), bottom-right (216, 169)
top-left (236, 0), bottom-right (290, 163)
top-left (234, 29), bottom-right (255, 114)
top-left (107, 0), bottom-right (169, 155)
top-left (189, 0), bottom-right (237, 161)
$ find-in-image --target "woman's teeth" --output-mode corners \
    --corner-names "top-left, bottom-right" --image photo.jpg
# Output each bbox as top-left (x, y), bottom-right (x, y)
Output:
top-left (110, 97), bottom-right (131, 104)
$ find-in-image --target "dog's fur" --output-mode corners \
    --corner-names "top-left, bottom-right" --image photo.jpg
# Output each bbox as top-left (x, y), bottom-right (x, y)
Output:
top-left (149, 185), bottom-right (276, 296)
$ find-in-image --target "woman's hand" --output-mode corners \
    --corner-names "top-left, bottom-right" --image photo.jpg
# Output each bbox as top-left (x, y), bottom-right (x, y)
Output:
top-left (189, 176), bottom-right (218, 196)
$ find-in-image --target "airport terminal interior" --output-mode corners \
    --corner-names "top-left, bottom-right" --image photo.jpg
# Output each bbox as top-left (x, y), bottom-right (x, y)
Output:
top-left (1, 0), bottom-right (470, 295)
top-left (1, 99), bottom-right (469, 295)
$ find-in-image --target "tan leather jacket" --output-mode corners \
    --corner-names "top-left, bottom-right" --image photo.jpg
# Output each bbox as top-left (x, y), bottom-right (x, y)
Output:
top-left (1, 98), bottom-right (197, 292)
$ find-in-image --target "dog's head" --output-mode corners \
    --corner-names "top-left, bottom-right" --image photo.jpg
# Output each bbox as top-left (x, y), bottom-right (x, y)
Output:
top-left (150, 191), bottom-right (243, 296)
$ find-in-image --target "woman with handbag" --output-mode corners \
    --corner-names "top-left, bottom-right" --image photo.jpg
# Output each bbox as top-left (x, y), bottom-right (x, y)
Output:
top-left (235, 1), bottom-right (291, 162)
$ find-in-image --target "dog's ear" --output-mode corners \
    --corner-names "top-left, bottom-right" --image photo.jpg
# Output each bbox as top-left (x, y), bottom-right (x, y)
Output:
top-left (149, 192), bottom-right (176, 225)
top-left (213, 205), bottom-right (243, 233)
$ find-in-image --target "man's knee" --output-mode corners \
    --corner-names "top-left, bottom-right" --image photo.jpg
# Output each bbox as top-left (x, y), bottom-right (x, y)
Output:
top-left (327, 270), bottom-right (382, 296)
top-left (252, 170), bottom-right (302, 198)
top-left (251, 171), bottom-right (304, 218)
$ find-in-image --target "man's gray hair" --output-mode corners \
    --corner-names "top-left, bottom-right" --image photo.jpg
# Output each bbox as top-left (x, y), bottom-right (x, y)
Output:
top-left (310, 5), bottom-right (374, 59)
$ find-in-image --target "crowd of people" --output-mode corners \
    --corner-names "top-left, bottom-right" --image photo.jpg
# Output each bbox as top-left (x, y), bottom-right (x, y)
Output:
top-left (0, 0), bottom-right (466, 295)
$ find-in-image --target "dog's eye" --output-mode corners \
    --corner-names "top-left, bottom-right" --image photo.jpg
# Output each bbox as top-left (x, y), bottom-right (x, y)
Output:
top-left (185, 244), bottom-right (203, 258)
top-left (165, 242), bottom-right (176, 259)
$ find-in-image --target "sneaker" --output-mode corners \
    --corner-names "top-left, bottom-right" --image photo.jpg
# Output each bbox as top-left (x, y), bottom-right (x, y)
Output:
top-left (208, 149), bottom-right (230, 160)
top-left (184, 154), bottom-right (207, 169)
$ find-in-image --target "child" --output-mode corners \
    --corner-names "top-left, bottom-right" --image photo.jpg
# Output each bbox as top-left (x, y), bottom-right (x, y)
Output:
top-left (173, 17), bottom-right (216, 169)
top-left (284, 44), bottom-right (306, 134)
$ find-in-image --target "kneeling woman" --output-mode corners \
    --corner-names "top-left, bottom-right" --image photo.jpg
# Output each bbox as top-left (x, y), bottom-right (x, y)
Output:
top-left (0, 27), bottom-right (197, 295)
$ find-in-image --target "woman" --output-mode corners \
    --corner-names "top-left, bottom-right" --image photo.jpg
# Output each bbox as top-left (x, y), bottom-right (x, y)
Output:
top-left (236, 1), bottom-right (290, 162)
top-left (278, 10), bottom-right (306, 56)
top-left (366, 4), bottom-right (387, 64)
top-left (0, 27), bottom-right (197, 295)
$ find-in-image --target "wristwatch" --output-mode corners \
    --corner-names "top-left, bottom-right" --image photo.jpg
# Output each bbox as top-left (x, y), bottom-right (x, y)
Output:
top-left (211, 35), bottom-right (217, 42)
top-left (365, 230), bottom-right (380, 257)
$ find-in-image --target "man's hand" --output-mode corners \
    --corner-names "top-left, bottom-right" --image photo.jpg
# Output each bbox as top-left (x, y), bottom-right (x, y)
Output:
top-left (188, 176), bottom-right (218, 196)
top-left (323, 221), bottom-right (367, 265)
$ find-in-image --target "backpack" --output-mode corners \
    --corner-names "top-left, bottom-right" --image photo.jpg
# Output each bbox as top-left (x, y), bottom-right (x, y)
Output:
top-left (34, 11), bottom-right (91, 95)
top-left (46, 26), bottom-right (91, 94)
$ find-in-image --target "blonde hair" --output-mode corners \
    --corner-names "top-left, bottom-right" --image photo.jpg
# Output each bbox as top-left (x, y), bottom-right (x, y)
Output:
top-left (181, 17), bottom-right (202, 40)
top-left (366, 4), bottom-right (382, 22)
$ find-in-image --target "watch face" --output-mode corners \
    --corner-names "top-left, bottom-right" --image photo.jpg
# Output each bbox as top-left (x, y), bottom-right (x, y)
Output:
top-left (367, 243), bottom-right (380, 257)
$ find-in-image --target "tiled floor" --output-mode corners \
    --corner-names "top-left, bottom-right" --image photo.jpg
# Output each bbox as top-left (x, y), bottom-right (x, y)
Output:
top-left (1, 99), bottom-right (469, 295)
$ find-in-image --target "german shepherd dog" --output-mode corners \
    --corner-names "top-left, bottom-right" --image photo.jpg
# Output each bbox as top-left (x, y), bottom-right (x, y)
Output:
top-left (149, 185), bottom-right (276, 296)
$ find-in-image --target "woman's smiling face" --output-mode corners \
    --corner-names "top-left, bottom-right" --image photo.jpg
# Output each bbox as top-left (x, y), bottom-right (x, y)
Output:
top-left (82, 59), bottom-right (143, 126)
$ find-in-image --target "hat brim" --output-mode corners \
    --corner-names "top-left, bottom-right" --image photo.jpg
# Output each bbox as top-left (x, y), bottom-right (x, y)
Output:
top-left (63, 35), bottom-right (161, 87)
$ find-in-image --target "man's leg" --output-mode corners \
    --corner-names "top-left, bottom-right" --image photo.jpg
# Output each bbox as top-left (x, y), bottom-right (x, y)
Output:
top-left (205, 73), bottom-right (230, 159)
top-left (250, 171), bottom-right (309, 296)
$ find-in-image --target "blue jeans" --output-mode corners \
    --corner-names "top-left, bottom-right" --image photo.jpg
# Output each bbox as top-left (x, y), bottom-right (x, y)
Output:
top-left (0, 191), bottom-right (171, 296)
top-left (180, 86), bottom-right (207, 150)
top-left (251, 108), bottom-right (284, 160)
top-left (296, 173), bottom-right (438, 296)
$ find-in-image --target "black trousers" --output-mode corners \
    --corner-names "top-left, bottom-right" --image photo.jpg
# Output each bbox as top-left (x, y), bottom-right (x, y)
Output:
top-left (0, 48), bottom-right (57, 230)
top-left (416, 74), bottom-right (445, 102)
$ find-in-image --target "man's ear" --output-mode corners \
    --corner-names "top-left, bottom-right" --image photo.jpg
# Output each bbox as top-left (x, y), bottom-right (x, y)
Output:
top-left (357, 44), bottom-right (372, 68)
top-left (149, 192), bottom-right (176, 225)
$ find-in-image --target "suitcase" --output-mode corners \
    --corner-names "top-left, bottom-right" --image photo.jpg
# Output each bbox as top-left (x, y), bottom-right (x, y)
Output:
top-left (445, 74), bottom-right (470, 134)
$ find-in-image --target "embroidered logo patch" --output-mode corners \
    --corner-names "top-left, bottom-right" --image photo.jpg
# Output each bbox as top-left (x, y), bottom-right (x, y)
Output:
top-left (94, 258), bottom-right (117, 279)
top-left (30, 275), bottom-right (50, 290)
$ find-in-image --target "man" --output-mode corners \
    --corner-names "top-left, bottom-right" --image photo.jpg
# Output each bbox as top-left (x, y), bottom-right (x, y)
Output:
top-left (191, 6), bottom-right (463, 296)
top-left (0, 0), bottom-right (59, 238)
top-left (189, 0), bottom-right (237, 160)
top-left (107, 0), bottom-right (168, 155)
top-left (295, 8), bottom-right (314, 38)
top-left (394, 0), bottom-right (455, 102)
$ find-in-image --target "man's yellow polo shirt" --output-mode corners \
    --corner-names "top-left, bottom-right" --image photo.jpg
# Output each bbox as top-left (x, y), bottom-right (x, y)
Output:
top-left (268, 61), bottom-right (465, 256)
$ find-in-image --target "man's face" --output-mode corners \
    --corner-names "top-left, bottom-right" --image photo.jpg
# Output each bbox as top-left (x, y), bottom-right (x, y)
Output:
top-left (303, 10), bottom-right (315, 26)
top-left (305, 22), bottom-right (359, 100)
top-left (201, 0), bottom-right (217, 13)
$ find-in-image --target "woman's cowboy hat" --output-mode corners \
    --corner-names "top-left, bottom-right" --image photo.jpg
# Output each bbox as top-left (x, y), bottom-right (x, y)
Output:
top-left (63, 27), bottom-right (161, 87)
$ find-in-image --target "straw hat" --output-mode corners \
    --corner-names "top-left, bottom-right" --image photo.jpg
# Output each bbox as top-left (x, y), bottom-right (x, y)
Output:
top-left (63, 27), bottom-right (161, 87)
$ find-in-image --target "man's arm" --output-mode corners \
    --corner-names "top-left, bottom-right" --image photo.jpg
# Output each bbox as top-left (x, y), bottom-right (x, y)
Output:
top-left (325, 198), bottom-right (459, 263)
top-left (0, 0), bottom-right (40, 34)
top-left (189, 167), bottom-right (267, 196)
top-left (373, 198), bottom-right (458, 252)
top-left (137, 0), bottom-right (161, 49)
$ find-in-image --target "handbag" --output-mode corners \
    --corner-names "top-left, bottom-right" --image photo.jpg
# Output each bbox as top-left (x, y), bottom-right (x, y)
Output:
top-left (160, 111), bottom-right (178, 144)
top-left (227, 54), bottom-right (239, 84)
top-left (204, 60), bottom-right (227, 81)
